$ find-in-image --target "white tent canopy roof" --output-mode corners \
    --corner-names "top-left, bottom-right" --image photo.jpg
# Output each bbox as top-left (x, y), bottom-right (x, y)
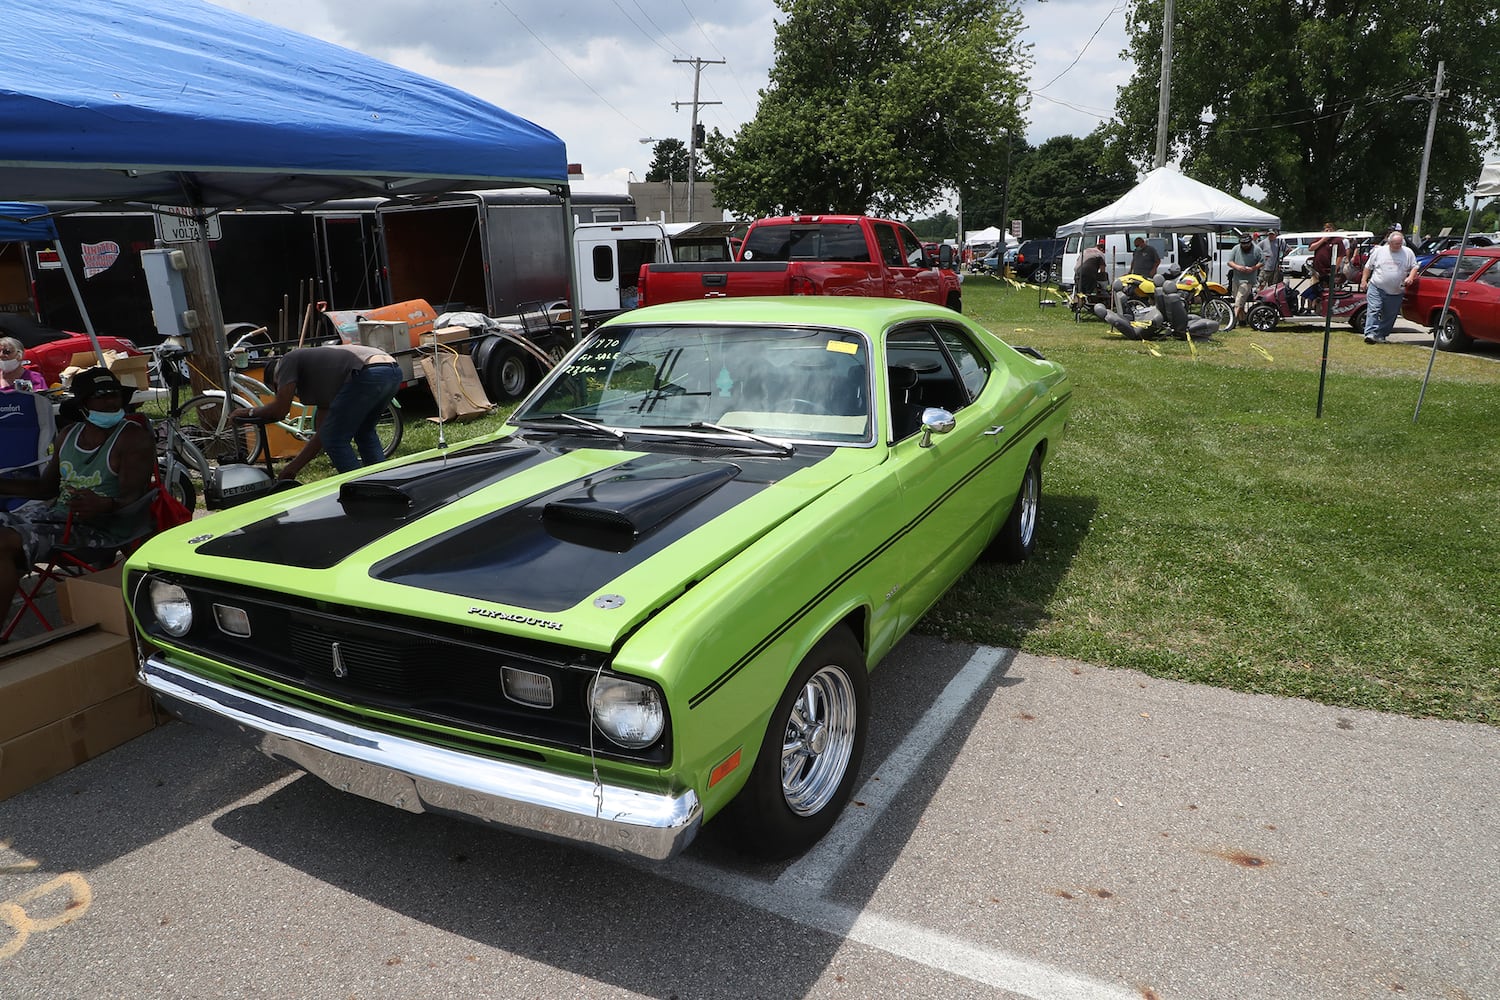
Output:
top-left (964, 226), bottom-right (1017, 246)
top-left (1477, 160), bottom-right (1500, 198)
top-left (1057, 167), bottom-right (1280, 236)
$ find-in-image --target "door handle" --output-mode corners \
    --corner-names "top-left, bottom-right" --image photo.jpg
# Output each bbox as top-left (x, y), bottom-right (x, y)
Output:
top-left (984, 425), bottom-right (1005, 436)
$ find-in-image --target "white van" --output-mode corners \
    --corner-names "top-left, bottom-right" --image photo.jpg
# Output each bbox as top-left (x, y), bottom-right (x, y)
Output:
top-left (1060, 230), bottom-right (1247, 291)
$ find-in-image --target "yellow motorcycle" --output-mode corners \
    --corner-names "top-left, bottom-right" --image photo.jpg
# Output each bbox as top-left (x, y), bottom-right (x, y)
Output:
top-left (1169, 257), bottom-right (1236, 331)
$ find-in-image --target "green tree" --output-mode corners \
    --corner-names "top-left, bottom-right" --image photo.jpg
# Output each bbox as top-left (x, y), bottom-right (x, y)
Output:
top-left (645, 138), bottom-right (706, 182)
top-left (710, 0), bottom-right (1030, 218)
top-left (1114, 0), bottom-right (1500, 231)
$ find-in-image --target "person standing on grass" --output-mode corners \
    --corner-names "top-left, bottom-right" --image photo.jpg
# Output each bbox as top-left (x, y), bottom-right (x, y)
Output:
top-left (1359, 228), bottom-right (1419, 344)
top-left (1227, 233), bottom-right (1262, 323)
top-left (1130, 237), bottom-right (1161, 278)
top-left (232, 343), bottom-right (400, 480)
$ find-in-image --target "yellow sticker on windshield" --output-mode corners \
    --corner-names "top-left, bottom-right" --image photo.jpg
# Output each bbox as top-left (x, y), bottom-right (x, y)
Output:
top-left (826, 340), bottom-right (858, 354)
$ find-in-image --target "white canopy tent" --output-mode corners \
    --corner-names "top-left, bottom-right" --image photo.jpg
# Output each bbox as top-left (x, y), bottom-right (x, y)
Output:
top-left (1057, 167), bottom-right (1280, 235)
top-left (964, 226), bottom-right (1018, 248)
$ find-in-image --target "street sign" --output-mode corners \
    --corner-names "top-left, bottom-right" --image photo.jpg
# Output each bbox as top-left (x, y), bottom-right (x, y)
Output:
top-left (152, 205), bottom-right (222, 243)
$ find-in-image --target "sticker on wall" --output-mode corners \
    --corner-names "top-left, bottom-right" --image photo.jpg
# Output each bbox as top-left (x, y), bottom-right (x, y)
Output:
top-left (81, 241), bottom-right (121, 278)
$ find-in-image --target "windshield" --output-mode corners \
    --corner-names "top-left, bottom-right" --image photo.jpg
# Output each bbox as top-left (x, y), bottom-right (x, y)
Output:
top-left (516, 324), bottom-right (873, 444)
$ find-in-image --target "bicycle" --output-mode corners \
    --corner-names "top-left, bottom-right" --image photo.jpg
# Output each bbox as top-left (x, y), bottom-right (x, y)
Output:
top-left (149, 343), bottom-right (246, 512)
top-left (177, 330), bottom-right (405, 473)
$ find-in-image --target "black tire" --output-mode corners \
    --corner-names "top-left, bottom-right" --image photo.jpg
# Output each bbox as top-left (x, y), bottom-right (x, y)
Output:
top-left (1247, 304), bottom-right (1280, 332)
top-left (168, 465), bottom-right (196, 514)
top-left (988, 450), bottom-right (1042, 562)
top-left (1435, 312), bottom-right (1473, 352)
top-left (1348, 306), bottom-right (1366, 333)
top-left (375, 400), bottom-right (404, 458)
top-left (1033, 264), bottom-right (1053, 285)
top-left (721, 626), bottom-right (868, 860)
top-left (177, 394), bottom-right (267, 466)
top-left (945, 291), bottom-right (962, 313)
top-left (1202, 296), bottom-right (1236, 332)
top-left (484, 343), bottom-right (533, 401)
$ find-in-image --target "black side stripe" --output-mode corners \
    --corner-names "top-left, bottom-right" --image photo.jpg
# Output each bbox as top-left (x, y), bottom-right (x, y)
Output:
top-left (688, 390), bottom-right (1071, 709)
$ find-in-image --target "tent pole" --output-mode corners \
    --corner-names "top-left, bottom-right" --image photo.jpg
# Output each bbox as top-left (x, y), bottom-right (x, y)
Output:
top-left (560, 187), bottom-right (583, 345)
top-left (1413, 197), bottom-right (1480, 422)
top-left (49, 239), bottom-right (107, 361)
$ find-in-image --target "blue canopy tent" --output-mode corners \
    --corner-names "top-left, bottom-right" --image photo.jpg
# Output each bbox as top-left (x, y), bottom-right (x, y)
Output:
top-left (0, 0), bottom-right (575, 361)
top-left (0, 202), bottom-right (106, 360)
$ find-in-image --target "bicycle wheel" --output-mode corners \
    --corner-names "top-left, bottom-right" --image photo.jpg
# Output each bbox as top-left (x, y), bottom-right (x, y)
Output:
top-left (177, 393), bottom-right (268, 466)
top-left (166, 464), bottom-right (197, 513)
top-left (376, 400), bottom-right (404, 459)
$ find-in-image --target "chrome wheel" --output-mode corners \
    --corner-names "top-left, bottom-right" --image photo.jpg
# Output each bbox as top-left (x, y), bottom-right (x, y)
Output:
top-left (781, 665), bottom-right (859, 816)
top-left (1015, 462), bottom-right (1039, 550)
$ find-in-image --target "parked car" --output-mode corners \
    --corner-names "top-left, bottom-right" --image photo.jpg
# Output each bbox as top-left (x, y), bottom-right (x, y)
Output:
top-left (1413, 234), bottom-right (1496, 269)
top-left (1402, 246), bottom-right (1500, 351)
top-left (127, 296), bottom-right (1072, 862)
top-left (1012, 237), bottom-right (1065, 284)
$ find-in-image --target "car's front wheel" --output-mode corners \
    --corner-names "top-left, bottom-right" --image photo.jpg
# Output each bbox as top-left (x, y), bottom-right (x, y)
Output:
top-left (721, 627), bottom-right (868, 860)
top-left (1033, 264), bottom-right (1053, 285)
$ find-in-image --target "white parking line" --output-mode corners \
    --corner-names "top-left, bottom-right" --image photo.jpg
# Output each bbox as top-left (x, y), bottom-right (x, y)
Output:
top-left (644, 646), bottom-right (1140, 1000)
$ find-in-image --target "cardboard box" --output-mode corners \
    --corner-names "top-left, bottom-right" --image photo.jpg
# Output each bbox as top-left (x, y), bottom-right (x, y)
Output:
top-left (0, 629), bottom-right (139, 744)
top-left (418, 325), bottom-right (474, 349)
top-left (58, 562), bottom-right (131, 636)
top-left (66, 350), bottom-right (152, 389)
top-left (0, 686), bottom-right (155, 801)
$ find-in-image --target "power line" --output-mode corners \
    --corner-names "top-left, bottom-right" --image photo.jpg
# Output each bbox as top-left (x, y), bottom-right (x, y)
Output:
top-left (610, 0), bottom-right (680, 57)
top-left (492, 0), bottom-right (648, 134)
top-left (1032, 2), bottom-right (1125, 94)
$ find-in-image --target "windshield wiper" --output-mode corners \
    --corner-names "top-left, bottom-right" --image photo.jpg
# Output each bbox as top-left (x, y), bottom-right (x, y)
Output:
top-left (514, 413), bottom-right (625, 439)
top-left (640, 421), bottom-right (795, 456)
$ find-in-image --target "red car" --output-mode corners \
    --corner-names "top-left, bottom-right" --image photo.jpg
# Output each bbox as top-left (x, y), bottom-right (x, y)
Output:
top-left (1402, 246), bottom-right (1500, 352)
top-left (0, 315), bottom-right (144, 388)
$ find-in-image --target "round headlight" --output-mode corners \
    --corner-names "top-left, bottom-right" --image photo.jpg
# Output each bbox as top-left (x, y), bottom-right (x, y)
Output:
top-left (589, 676), bottom-right (665, 749)
top-left (149, 580), bottom-right (193, 637)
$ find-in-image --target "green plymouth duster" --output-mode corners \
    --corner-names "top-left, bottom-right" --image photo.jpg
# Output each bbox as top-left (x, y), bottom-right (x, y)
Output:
top-left (128, 297), bottom-right (1070, 861)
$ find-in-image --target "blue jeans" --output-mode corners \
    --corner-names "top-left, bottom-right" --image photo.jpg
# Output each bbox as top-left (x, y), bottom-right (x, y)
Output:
top-left (319, 363), bottom-right (401, 472)
top-left (1364, 285), bottom-right (1403, 339)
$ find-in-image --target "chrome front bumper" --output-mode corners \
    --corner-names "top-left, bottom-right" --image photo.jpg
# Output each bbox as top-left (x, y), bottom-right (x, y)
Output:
top-left (140, 655), bottom-right (701, 861)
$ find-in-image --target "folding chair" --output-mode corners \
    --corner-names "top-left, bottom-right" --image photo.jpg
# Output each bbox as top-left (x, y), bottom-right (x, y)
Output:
top-left (0, 390), bottom-right (57, 511)
top-left (2, 487), bottom-right (155, 641)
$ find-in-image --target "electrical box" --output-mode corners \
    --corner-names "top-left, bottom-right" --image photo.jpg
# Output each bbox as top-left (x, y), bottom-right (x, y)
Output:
top-left (141, 248), bottom-right (193, 338)
top-left (356, 320), bottom-right (413, 382)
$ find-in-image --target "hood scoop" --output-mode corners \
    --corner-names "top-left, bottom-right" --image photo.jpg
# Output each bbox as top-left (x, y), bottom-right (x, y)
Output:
top-left (543, 459), bottom-right (740, 552)
top-left (339, 445), bottom-right (540, 519)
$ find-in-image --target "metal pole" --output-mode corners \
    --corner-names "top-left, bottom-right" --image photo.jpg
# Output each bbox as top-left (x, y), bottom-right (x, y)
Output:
top-left (672, 58), bottom-right (724, 223)
top-left (1154, 0), bottom-right (1175, 169)
top-left (1412, 61), bottom-right (1446, 243)
top-left (1414, 193), bottom-right (1477, 422)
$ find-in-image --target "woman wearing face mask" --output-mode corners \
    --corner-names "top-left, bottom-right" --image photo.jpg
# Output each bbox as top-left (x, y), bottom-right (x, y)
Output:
top-left (0, 337), bottom-right (46, 392)
top-left (0, 368), bottom-right (156, 618)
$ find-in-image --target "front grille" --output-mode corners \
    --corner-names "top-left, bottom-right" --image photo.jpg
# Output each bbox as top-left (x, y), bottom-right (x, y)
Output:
top-left (135, 574), bottom-right (669, 765)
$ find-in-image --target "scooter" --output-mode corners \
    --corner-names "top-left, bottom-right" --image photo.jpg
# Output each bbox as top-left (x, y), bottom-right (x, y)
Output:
top-left (1246, 279), bottom-right (1366, 332)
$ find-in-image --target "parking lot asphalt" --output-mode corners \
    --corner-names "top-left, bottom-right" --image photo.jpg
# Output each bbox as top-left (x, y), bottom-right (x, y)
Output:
top-left (3, 635), bottom-right (1496, 1000)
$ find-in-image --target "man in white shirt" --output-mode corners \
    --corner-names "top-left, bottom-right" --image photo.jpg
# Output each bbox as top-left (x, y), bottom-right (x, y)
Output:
top-left (1359, 227), bottom-right (1419, 344)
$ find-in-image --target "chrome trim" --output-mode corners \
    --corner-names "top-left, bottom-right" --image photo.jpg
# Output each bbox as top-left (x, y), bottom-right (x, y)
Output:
top-left (139, 655), bottom-right (700, 861)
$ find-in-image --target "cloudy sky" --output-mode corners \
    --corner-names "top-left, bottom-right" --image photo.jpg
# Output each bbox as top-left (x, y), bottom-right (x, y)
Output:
top-left (218, 0), bottom-right (1135, 197)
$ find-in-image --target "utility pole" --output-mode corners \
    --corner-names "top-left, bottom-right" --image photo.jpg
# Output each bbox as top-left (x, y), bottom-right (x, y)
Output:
top-left (1154, 0), bottom-right (1174, 169)
top-left (1408, 60), bottom-right (1447, 243)
top-left (672, 57), bottom-right (724, 221)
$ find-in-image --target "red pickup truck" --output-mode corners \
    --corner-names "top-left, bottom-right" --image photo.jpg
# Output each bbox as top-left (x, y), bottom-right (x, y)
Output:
top-left (635, 215), bottom-right (963, 312)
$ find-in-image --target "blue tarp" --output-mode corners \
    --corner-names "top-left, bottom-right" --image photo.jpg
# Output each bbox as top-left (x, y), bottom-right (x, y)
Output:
top-left (0, 204), bottom-right (58, 242)
top-left (1, 0), bottom-right (569, 208)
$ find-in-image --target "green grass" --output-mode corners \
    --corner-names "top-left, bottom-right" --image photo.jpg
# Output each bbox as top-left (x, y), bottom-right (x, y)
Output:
top-left (927, 277), bottom-right (1500, 724)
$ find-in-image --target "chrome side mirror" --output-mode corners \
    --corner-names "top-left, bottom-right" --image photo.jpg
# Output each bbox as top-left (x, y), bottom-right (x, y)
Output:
top-left (918, 407), bottom-right (955, 448)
